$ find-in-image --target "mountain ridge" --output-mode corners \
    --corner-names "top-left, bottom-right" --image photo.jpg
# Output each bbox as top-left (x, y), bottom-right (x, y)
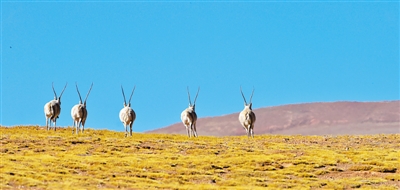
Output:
top-left (146, 101), bottom-right (400, 136)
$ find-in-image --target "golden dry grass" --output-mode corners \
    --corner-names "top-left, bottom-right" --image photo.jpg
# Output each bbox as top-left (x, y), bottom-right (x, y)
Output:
top-left (1, 126), bottom-right (399, 189)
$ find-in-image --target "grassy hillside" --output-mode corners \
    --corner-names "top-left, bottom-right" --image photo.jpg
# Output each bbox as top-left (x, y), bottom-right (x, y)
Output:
top-left (1, 126), bottom-right (399, 189)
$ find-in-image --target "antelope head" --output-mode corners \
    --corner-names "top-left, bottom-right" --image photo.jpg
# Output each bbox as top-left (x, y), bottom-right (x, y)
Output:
top-left (240, 86), bottom-right (254, 110)
top-left (121, 85), bottom-right (135, 107)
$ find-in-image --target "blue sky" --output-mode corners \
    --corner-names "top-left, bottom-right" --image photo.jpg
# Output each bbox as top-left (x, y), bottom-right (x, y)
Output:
top-left (1, 1), bottom-right (399, 132)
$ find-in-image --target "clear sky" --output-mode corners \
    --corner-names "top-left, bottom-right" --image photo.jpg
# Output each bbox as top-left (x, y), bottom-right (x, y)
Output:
top-left (1, 1), bottom-right (399, 132)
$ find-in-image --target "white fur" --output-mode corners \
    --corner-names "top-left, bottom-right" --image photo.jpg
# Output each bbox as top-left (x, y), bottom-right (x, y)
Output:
top-left (71, 83), bottom-right (92, 134)
top-left (44, 83), bottom-right (67, 131)
top-left (181, 87), bottom-right (200, 138)
top-left (239, 87), bottom-right (256, 138)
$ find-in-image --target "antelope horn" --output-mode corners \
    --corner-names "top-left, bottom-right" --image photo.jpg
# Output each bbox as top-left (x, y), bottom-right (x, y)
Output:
top-left (193, 87), bottom-right (200, 105)
top-left (84, 82), bottom-right (93, 104)
top-left (187, 86), bottom-right (192, 106)
top-left (249, 87), bottom-right (254, 104)
top-left (240, 86), bottom-right (248, 105)
top-left (121, 85), bottom-right (126, 105)
top-left (75, 83), bottom-right (83, 104)
top-left (128, 86), bottom-right (136, 104)
top-left (59, 83), bottom-right (68, 98)
top-left (52, 82), bottom-right (57, 99)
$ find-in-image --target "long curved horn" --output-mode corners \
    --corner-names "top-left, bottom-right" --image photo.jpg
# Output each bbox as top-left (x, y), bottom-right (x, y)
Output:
top-left (249, 87), bottom-right (254, 104)
top-left (121, 85), bottom-right (127, 105)
top-left (75, 83), bottom-right (83, 104)
top-left (193, 87), bottom-right (200, 105)
top-left (240, 86), bottom-right (248, 105)
top-left (187, 86), bottom-right (192, 106)
top-left (59, 83), bottom-right (68, 98)
top-left (84, 82), bottom-right (93, 104)
top-left (52, 82), bottom-right (57, 99)
top-left (128, 86), bottom-right (136, 104)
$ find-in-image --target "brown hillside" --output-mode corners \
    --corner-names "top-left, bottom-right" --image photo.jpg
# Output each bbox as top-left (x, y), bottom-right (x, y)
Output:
top-left (146, 101), bottom-right (400, 136)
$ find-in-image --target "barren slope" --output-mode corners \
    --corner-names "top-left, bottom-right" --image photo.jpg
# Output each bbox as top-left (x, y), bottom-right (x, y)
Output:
top-left (146, 101), bottom-right (400, 136)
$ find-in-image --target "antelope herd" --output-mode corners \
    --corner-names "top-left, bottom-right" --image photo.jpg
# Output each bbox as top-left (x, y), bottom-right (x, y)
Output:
top-left (44, 84), bottom-right (257, 138)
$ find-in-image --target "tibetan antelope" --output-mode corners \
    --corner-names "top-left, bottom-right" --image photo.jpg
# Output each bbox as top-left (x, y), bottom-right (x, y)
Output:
top-left (181, 87), bottom-right (200, 137)
top-left (119, 85), bottom-right (136, 137)
top-left (44, 83), bottom-right (67, 131)
top-left (239, 86), bottom-right (256, 138)
top-left (71, 83), bottom-right (93, 134)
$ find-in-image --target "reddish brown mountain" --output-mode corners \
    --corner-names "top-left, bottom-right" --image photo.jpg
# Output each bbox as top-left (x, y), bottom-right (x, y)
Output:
top-left (146, 101), bottom-right (400, 136)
